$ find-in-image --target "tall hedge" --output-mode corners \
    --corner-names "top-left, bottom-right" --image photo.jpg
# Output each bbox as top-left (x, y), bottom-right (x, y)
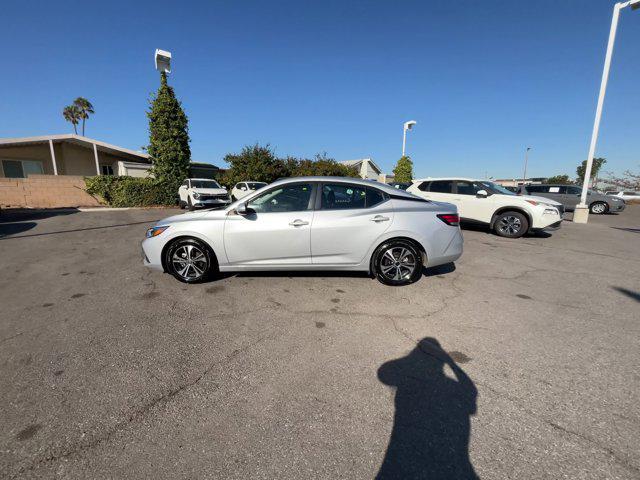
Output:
top-left (147, 72), bottom-right (191, 203)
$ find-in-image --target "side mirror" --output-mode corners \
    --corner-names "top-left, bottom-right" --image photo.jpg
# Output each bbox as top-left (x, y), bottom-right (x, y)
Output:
top-left (476, 189), bottom-right (488, 198)
top-left (236, 203), bottom-right (248, 215)
top-left (240, 187), bottom-right (247, 191)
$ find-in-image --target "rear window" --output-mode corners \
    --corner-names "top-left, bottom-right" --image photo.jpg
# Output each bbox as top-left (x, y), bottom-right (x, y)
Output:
top-left (428, 181), bottom-right (454, 193)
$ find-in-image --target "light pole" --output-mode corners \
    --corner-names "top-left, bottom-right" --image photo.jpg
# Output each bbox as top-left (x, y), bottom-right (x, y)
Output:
top-left (522, 147), bottom-right (531, 185)
top-left (574, 0), bottom-right (639, 223)
top-left (155, 49), bottom-right (172, 74)
top-left (402, 120), bottom-right (417, 157)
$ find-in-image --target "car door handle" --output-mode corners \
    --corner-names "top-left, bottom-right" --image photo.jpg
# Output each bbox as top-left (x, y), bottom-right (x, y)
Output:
top-left (289, 219), bottom-right (309, 227)
top-left (370, 215), bottom-right (390, 222)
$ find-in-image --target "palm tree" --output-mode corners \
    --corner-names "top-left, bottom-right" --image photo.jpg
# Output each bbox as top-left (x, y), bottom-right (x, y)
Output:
top-left (73, 97), bottom-right (95, 136)
top-left (63, 105), bottom-right (82, 134)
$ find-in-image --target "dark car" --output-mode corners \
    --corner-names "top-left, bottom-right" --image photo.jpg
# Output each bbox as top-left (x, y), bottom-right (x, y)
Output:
top-left (521, 184), bottom-right (625, 214)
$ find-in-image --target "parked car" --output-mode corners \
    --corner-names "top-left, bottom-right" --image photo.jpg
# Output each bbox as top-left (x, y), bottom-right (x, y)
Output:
top-left (605, 190), bottom-right (640, 202)
top-left (142, 176), bottom-right (463, 286)
top-left (231, 181), bottom-right (268, 200)
top-left (388, 182), bottom-right (412, 190)
top-left (178, 179), bottom-right (231, 211)
top-left (522, 184), bottom-right (625, 214)
top-left (406, 177), bottom-right (563, 238)
top-left (503, 186), bottom-right (519, 193)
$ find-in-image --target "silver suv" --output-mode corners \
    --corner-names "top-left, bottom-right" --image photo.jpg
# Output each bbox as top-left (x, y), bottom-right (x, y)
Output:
top-left (521, 184), bottom-right (625, 214)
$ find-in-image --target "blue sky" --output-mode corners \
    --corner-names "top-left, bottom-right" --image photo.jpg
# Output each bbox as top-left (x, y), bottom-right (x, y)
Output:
top-left (1, 0), bottom-right (638, 179)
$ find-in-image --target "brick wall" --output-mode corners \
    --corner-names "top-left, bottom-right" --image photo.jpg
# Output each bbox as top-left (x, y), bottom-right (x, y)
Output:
top-left (0, 175), bottom-right (102, 208)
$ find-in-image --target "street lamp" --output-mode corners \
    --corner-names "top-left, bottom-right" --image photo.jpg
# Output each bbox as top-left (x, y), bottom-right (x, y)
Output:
top-left (402, 120), bottom-right (417, 157)
top-left (574, 0), bottom-right (639, 223)
top-left (155, 49), bottom-right (172, 74)
top-left (522, 147), bottom-right (531, 185)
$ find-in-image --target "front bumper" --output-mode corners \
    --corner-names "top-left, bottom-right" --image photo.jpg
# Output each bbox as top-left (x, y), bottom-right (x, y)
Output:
top-left (609, 202), bottom-right (625, 212)
top-left (540, 220), bottom-right (562, 231)
top-left (193, 199), bottom-right (231, 208)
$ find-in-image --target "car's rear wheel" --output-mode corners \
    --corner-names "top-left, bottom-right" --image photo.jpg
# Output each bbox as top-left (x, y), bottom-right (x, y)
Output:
top-left (373, 239), bottom-right (423, 286)
top-left (165, 238), bottom-right (215, 283)
top-left (590, 201), bottom-right (608, 214)
top-left (494, 211), bottom-right (528, 238)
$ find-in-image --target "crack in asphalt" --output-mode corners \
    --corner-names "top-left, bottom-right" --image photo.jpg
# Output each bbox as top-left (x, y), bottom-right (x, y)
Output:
top-left (13, 329), bottom-right (279, 477)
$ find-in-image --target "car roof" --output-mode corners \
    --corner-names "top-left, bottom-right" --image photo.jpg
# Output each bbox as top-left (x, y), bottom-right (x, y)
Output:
top-left (269, 176), bottom-right (418, 199)
top-left (412, 177), bottom-right (484, 182)
top-left (189, 178), bottom-right (219, 182)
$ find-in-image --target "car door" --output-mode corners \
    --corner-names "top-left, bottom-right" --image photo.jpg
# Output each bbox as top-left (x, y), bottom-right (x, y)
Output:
top-left (178, 180), bottom-right (189, 202)
top-left (453, 180), bottom-right (496, 223)
top-left (223, 182), bottom-right (315, 265)
top-left (563, 186), bottom-right (581, 209)
top-left (418, 180), bottom-right (456, 204)
top-left (311, 183), bottom-right (393, 265)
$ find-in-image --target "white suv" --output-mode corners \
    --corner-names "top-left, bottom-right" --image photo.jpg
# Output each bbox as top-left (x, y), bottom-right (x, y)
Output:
top-left (407, 178), bottom-right (563, 238)
top-left (178, 178), bottom-right (231, 211)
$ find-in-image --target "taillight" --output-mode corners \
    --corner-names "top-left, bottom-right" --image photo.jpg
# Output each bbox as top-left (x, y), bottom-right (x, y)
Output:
top-left (437, 213), bottom-right (460, 226)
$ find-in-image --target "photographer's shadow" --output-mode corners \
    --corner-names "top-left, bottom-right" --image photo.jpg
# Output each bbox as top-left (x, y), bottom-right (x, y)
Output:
top-left (377, 337), bottom-right (478, 479)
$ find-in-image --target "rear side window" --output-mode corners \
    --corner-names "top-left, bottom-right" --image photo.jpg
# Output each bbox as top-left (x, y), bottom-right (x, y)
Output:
top-left (428, 181), bottom-right (454, 193)
top-left (321, 184), bottom-right (387, 209)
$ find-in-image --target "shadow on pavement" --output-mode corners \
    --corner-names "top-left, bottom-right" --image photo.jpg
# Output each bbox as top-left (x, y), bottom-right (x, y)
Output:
top-left (377, 337), bottom-right (478, 480)
top-left (0, 208), bottom-right (81, 239)
top-left (0, 220), bottom-right (158, 240)
top-left (613, 286), bottom-right (640, 303)
top-left (611, 227), bottom-right (640, 234)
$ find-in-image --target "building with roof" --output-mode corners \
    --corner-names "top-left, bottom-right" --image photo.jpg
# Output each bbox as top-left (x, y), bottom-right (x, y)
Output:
top-left (339, 158), bottom-right (383, 181)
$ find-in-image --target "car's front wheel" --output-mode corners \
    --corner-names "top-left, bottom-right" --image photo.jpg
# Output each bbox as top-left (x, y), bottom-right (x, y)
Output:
top-left (165, 238), bottom-right (215, 283)
top-left (590, 201), bottom-right (608, 214)
top-left (494, 211), bottom-right (528, 238)
top-left (373, 239), bottom-right (423, 286)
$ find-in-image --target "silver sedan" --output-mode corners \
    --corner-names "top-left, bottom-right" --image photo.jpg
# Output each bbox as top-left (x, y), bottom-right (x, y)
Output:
top-left (142, 177), bottom-right (463, 286)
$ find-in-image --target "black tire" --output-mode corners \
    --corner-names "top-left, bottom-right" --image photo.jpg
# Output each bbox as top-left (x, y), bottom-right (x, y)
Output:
top-left (494, 211), bottom-right (528, 238)
top-left (178, 200), bottom-right (186, 209)
top-left (187, 197), bottom-right (195, 211)
top-left (589, 201), bottom-right (608, 215)
top-left (372, 239), bottom-right (423, 286)
top-left (164, 238), bottom-right (216, 283)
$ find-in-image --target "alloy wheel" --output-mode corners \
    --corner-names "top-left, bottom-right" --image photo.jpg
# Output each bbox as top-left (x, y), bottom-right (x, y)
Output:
top-left (498, 216), bottom-right (521, 236)
top-left (171, 244), bottom-right (208, 281)
top-left (591, 203), bottom-right (606, 214)
top-left (379, 247), bottom-right (417, 281)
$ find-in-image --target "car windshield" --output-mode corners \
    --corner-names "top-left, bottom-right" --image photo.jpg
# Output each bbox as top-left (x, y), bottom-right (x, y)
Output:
top-left (191, 180), bottom-right (220, 189)
top-left (246, 182), bottom-right (267, 190)
top-left (479, 181), bottom-right (516, 196)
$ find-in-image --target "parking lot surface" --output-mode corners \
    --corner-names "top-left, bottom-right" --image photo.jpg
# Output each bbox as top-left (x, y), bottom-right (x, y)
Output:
top-left (1, 206), bottom-right (639, 479)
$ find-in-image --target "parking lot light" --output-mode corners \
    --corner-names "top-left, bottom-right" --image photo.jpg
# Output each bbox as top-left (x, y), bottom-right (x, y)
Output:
top-left (575, 0), bottom-right (639, 223)
top-left (402, 120), bottom-right (417, 157)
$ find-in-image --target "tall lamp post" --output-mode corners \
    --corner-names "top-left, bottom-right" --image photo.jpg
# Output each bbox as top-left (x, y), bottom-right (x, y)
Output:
top-left (522, 147), bottom-right (531, 185)
top-left (402, 120), bottom-right (417, 157)
top-left (574, 0), bottom-right (639, 223)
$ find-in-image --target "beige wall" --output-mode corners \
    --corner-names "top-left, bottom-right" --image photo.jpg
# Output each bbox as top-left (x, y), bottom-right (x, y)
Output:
top-left (0, 175), bottom-right (102, 208)
top-left (0, 142), bottom-right (151, 179)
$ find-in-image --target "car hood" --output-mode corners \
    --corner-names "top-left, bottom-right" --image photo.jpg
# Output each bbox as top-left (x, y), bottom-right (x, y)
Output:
top-left (191, 188), bottom-right (228, 195)
top-left (156, 210), bottom-right (212, 225)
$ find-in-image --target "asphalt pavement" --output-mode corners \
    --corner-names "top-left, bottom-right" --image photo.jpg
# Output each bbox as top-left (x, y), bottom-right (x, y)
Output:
top-left (1, 206), bottom-right (639, 479)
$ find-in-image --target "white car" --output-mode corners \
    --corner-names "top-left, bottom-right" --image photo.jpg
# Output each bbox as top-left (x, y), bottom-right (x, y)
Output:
top-left (231, 181), bottom-right (268, 200)
top-left (407, 178), bottom-right (563, 238)
top-left (605, 191), bottom-right (640, 201)
top-left (142, 176), bottom-right (464, 286)
top-left (178, 178), bottom-right (231, 211)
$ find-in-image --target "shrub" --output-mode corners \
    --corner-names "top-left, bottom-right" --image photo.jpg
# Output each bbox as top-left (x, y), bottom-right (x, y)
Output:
top-left (85, 176), bottom-right (171, 207)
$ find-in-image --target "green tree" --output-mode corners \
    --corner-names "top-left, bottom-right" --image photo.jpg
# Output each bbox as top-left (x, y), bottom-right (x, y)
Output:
top-left (147, 72), bottom-right (191, 202)
top-left (576, 158), bottom-right (606, 186)
top-left (546, 174), bottom-right (572, 185)
top-left (63, 105), bottom-right (82, 134)
top-left (393, 156), bottom-right (413, 183)
top-left (220, 144), bottom-right (288, 187)
top-left (288, 153), bottom-right (358, 177)
top-left (73, 97), bottom-right (95, 136)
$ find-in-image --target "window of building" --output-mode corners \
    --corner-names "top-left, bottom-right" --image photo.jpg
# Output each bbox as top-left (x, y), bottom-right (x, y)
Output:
top-left (101, 165), bottom-right (114, 176)
top-left (1, 159), bottom-right (44, 178)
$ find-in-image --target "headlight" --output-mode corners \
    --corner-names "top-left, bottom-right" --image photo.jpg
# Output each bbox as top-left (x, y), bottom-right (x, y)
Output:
top-left (543, 208), bottom-right (558, 215)
top-left (192, 192), bottom-right (200, 199)
top-left (146, 226), bottom-right (169, 238)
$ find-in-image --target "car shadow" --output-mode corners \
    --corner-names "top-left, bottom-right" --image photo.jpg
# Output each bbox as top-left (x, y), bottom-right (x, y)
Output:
top-left (209, 263), bottom-right (457, 283)
top-left (0, 208), bottom-right (80, 239)
top-left (612, 286), bottom-right (640, 303)
top-left (460, 221), bottom-right (550, 238)
top-left (377, 337), bottom-right (478, 479)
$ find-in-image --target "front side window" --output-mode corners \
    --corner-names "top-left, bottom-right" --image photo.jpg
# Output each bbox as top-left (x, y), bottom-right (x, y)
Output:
top-left (247, 183), bottom-right (313, 213)
top-left (428, 181), bottom-right (454, 193)
top-left (455, 181), bottom-right (484, 195)
top-left (247, 182), bottom-right (267, 190)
